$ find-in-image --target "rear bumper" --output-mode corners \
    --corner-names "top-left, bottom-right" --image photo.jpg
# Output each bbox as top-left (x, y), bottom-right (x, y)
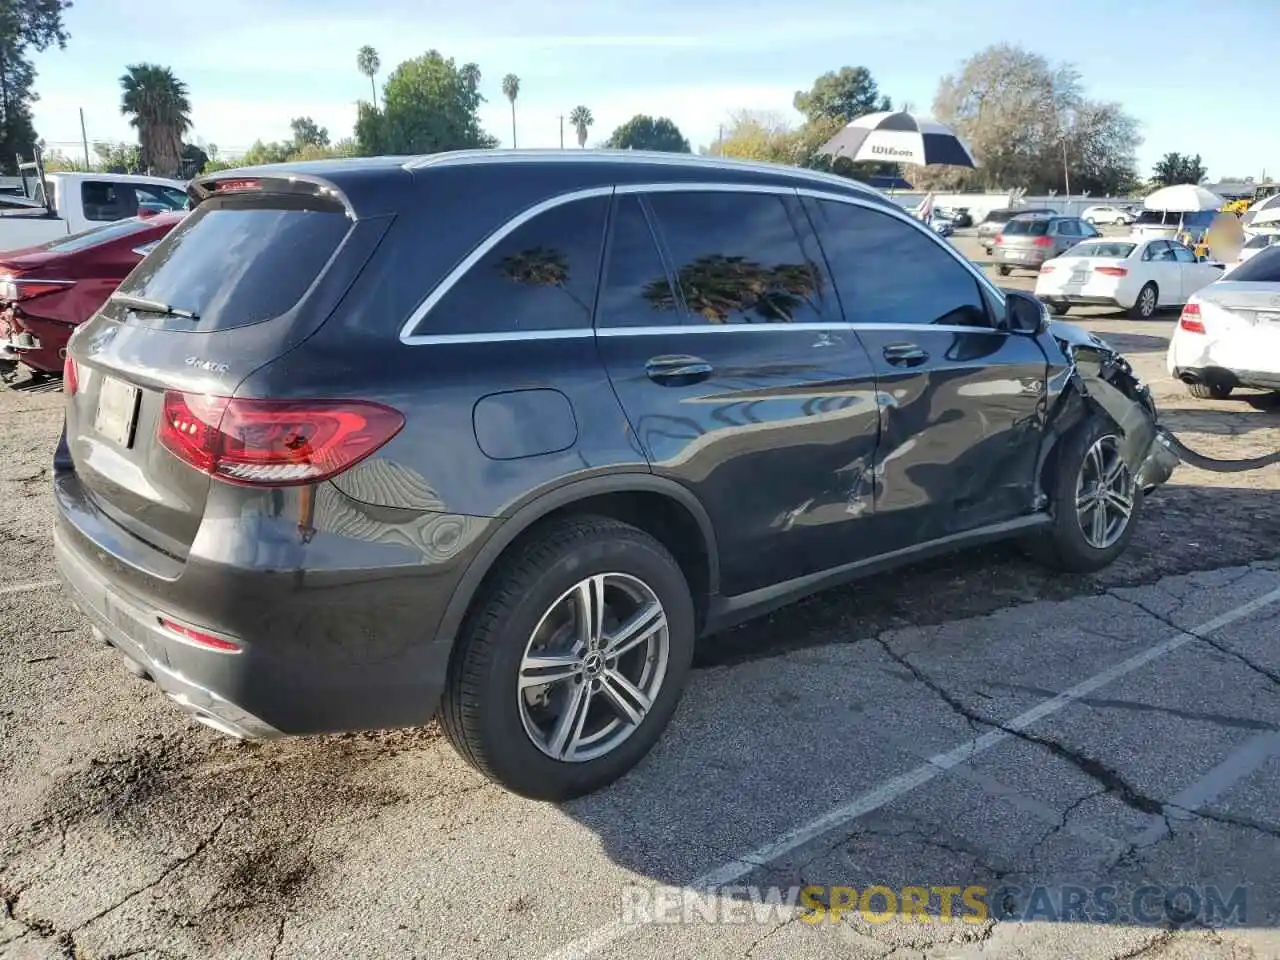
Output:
top-left (57, 528), bottom-right (283, 739)
top-left (53, 458), bottom-right (493, 738)
top-left (1038, 294), bottom-right (1121, 307)
top-left (995, 249), bottom-right (1050, 267)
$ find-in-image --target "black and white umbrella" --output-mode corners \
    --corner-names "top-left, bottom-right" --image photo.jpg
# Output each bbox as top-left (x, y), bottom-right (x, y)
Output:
top-left (819, 111), bottom-right (977, 168)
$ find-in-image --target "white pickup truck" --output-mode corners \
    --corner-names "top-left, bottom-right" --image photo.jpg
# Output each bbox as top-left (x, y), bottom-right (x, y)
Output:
top-left (0, 171), bottom-right (188, 252)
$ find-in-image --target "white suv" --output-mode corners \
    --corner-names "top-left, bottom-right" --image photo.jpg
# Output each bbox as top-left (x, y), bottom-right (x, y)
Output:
top-left (1082, 205), bottom-right (1134, 226)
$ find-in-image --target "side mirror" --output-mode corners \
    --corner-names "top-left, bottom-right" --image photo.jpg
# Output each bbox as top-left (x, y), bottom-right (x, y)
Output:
top-left (1003, 290), bottom-right (1047, 335)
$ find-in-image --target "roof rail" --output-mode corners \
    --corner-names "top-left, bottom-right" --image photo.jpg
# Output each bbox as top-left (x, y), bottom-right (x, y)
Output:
top-left (401, 148), bottom-right (884, 199)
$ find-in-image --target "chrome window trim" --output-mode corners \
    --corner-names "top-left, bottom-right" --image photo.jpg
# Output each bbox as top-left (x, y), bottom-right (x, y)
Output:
top-left (399, 185), bottom-right (614, 344)
top-left (399, 179), bottom-right (1006, 346)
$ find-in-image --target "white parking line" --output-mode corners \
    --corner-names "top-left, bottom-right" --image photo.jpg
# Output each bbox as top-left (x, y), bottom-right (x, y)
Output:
top-left (541, 583), bottom-right (1280, 960)
top-left (0, 578), bottom-right (58, 597)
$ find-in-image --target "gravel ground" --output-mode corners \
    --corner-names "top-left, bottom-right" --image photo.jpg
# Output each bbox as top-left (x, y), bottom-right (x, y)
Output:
top-left (1, 240), bottom-right (1278, 960)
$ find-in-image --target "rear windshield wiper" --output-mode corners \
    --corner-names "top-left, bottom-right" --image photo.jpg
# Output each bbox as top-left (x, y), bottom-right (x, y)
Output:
top-left (110, 292), bottom-right (200, 320)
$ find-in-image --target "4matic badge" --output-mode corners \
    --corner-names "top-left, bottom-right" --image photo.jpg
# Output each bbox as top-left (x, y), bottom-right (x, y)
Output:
top-left (184, 356), bottom-right (229, 374)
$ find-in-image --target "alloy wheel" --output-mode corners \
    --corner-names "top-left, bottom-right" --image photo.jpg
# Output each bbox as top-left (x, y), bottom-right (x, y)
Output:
top-left (1075, 435), bottom-right (1136, 550)
top-left (517, 573), bottom-right (670, 763)
top-left (1138, 286), bottom-right (1157, 317)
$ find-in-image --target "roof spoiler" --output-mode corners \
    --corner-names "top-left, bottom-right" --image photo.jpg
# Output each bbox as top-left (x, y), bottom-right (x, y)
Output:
top-left (187, 171), bottom-right (354, 215)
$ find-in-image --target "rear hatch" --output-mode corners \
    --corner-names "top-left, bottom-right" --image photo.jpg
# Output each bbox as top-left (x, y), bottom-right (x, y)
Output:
top-left (997, 218), bottom-right (1054, 254)
top-left (61, 176), bottom-right (391, 565)
top-left (1040, 241), bottom-right (1138, 289)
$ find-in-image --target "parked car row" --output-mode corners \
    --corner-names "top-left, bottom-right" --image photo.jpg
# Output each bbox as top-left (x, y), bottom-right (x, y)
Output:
top-left (52, 151), bottom-right (1173, 800)
top-left (0, 213), bottom-right (184, 382)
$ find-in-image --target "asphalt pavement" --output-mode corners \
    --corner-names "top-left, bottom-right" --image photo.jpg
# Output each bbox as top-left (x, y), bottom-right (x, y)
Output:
top-left (2, 238), bottom-right (1279, 960)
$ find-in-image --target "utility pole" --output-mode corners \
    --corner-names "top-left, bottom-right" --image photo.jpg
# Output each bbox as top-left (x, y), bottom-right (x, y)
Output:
top-left (717, 123), bottom-right (724, 155)
top-left (79, 108), bottom-right (90, 169)
top-left (558, 114), bottom-right (564, 149)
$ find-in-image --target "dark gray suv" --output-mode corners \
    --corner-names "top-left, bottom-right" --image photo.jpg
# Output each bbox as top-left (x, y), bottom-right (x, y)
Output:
top-left (54, 151), bottom-right (1169, 799)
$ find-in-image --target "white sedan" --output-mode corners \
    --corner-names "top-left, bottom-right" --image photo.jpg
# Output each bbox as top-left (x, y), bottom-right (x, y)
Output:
top-left (1081, 204), bottom-right (1134, 225)
top-left (1034, 237), bottom-right (1226, 319)
top-left (1167, 245), bottom-right (1280, 400)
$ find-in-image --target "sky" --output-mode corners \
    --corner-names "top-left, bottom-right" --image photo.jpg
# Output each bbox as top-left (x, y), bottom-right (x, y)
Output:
top-left (27, 0), bottom-right (1280, 181)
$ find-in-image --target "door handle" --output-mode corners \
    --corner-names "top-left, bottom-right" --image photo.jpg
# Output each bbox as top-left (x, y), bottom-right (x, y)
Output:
top-left (646, 354), bottom-right (713, 385)
top-left (882, 342), bottom-right (928, 367)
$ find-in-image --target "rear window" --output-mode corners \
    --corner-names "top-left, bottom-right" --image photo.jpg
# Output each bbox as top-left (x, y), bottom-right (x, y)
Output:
top-left (115, 203), bottom-right (350, 331)
top-left (1004, 219), bottom-right (1050, 236)
top-left (1229, 245), bottom-right (1280, 283)
top-left (1134, 210), bottom-right (1175, 226)
top-left (35, 217), bottom-right (155, 254)
top-left (982, 209), bottom-right (1012, 222)
top-left (1068, 241), bottom-right (1135, 259)
top-left (1243, 233), bottom-right (1278, 249)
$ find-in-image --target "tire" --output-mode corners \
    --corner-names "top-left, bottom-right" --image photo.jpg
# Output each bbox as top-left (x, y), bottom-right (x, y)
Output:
top-left (440, 515), bottom-right (695, 800)
top-left (1047, 302), bottom-right (1070, 316)
top-left (1129, 282), bottom-right (1158, 319)
top-left (997, 264), bottom-right (1012, 276)
top-left (1023, 417), bottom-right (1142, 573)
top-left (1187, 381), bottom-right (1233, 400)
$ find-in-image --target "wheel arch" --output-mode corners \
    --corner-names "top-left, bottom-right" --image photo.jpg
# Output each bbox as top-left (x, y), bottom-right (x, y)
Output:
top-left (435, 474), bottom-right (720, 650)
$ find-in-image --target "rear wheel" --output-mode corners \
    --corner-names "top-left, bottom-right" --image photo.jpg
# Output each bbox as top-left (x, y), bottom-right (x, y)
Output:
top-left (440, 516), bottom-right (695, 800)
top-left (1187, 381), bottom-right (1233, 400)
top-left (1047, 302), bottom-right (1070, 316)
top-left (1129, 282), bottom-right (1158, 319)
top-left (997, 264), bottom-right (1012, 276)
top-left (1024, 417), bottom-right (1141, 573)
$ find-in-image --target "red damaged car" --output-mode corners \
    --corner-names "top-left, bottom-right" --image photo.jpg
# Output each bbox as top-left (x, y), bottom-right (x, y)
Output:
top-left (0, 212), bottom-right (184, 383)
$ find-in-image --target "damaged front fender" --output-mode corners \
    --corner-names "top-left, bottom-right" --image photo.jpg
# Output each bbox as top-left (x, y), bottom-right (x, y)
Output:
top-left (1045, 320), bottom-right (1179, 491)
top-left (1044, 319), bottom-right (1280, 488)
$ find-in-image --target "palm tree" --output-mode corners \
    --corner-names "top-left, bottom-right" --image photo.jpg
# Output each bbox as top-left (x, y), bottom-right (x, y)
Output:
top-left (119, 64), bottom-right (191, 178)
top-left (501, 73), bottom-right (520, 148)
top-left (357, 46), bottom-right (381, 107)
top-left (569, 105), bottom-right (594, 148)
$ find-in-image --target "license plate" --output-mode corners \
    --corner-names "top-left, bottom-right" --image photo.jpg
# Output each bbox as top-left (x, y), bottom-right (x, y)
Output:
top-left (94, 376), bottom-right (140, 448)
top-left (1070, 271), bottom-right (1089, 283)
top-left (1002, 250), bottom-right (1019, 259)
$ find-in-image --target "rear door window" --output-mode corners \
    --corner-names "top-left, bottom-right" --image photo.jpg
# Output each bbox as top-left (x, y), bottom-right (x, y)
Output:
top-left (81, 181), bottom-right (137, 222)
top-left (642, 190), bottom-right (831, 325)
top-left (423, 194), bottom-right (609, 335)
top-left (115, 201), bottom-right (352, 331)
top-left (596, 195), bottom-right (677, 329)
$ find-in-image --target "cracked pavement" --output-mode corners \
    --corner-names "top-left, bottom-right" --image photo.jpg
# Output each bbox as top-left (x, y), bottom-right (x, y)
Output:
top-left (2, 272), bottom-right (1280, 959)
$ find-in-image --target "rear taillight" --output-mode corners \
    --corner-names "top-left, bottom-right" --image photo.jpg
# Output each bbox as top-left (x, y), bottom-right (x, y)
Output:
top-left (1179, 302), bottom-right (1205, 334)
top-left (993, 234), bottom-right (1004, 245)
top-left (1039, 264), bottom-right (1055, 273)
top-left (1095, 266), bottom-right (1128, 277)
top-left (159, 617), bottom-right (241, 653)
top-left (158, 393), bottom-right (404, 486)
top-left (1034, 236), bottom-right (1054, 247)
top-left (63, 354), bottom-right (78, 395)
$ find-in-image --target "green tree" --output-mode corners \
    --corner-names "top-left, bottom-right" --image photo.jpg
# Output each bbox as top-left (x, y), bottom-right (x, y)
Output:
top-left (1151, 152), bottom-right (1207, 187)
top-left (93, 141), bottom-right (141, 174)
top-left (290, 116), bottom-right (330, 150)
top-left (502, 73), bottom-right (520, 148)
top-left (179, 141), bottom-right (208, 178)
top-left (0, 1), bottom-right (71, 173)
top-left (241, 139), bottom-right (293, 166)
top-left (568, 105), bottom-right (593, 148)
top-left (928, 44), bottom-right (1141, 194)
top-left (793, 66), bottom-right (890, 125)
top-left (354, 51), bottom-right (497, 156)
top-left (357, 45), bottom-right (380, 106)
top-left (120, 64), bottom-right (192, 178)
top-left (604, 115), bottom-right (690, 153)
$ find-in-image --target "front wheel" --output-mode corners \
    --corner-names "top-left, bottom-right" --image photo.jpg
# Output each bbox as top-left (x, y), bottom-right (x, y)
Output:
top-left (1023, 417), bottom-right (1142, 573)
top-left (441, 516), bottom-right (695, 800)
